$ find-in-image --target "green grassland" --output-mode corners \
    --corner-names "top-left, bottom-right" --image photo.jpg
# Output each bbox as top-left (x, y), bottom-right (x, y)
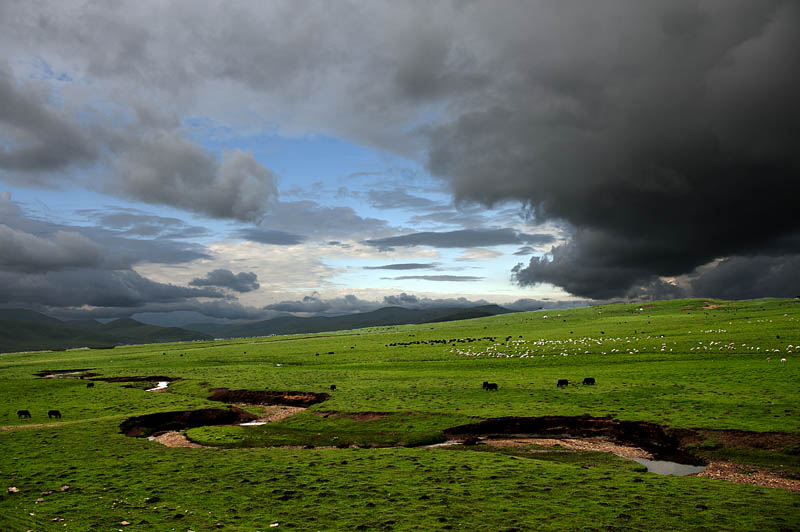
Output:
top-left (1, 298), bottom-right (799, 530)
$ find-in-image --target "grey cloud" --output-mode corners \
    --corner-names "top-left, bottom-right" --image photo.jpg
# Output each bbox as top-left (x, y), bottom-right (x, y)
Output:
top-left (513, 246), bottom-right (536, 256)
top-left (0, 268), bottom-right (222, 309)
top-left (365, 229), bottom-right (555, 251)
top-left (504, 298), bottom-right (591, 312)
top-left (190, 269), bottom-right (260, 293)
top-left (236, 228), bottom-right (306, 246)
top-left (0, 64), bottom-right (95, 179)
top-left (687, 255), bottom-right (800, 300)
top-left (80, 208), bottom-right (209, 239)
top-left (251, 201), bottom-right (390, 241)
top-left (266, 292), bottom-right (497, 315)
top-left (115, 143), bottom-right (277, 221)
top-left (384, 275), bottom-right (483, 282)
top-left (381, 293), bottom-right (491, 309)
top-left (0, 225), bottom-right (104, 272)
top-left (265, 293), bottom-right (380, 315)
top-left (363, 263), bottom-right (438, 271)
top-left (367, 188), bottom-right (441, 211)
top-left (0, 196), bottom-right (219, 313)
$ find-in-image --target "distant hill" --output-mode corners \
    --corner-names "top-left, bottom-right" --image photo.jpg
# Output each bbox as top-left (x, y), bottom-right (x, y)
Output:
top-left (0, 304), bottom-right (515, 352)
top-left (183, 304), bottom-right (514, 338)
top-left (0, 310), bottom-right (213, 353)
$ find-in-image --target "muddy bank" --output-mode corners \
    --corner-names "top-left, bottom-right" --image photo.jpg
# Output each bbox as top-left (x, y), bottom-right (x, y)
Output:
top-left (444, 415), bottom-right (702, 464)
top-left (91, 376), bottom-right (181, 383)
top-left (208, 388), bottom-right (329, 407)
top-left (120, 407), bottom-right (257, 437)
top-left (671, 427), bottom-right (800, 451)
top-left (34, 369), bottom-right (96, 378)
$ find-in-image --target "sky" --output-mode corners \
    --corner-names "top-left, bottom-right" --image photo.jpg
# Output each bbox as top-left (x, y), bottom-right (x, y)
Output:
top-left (1, 1), bottom-right (798, 325)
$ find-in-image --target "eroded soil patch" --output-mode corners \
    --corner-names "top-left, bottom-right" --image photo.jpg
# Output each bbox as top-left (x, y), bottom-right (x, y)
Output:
top-left (148, 431), bottom-right (209, 448)
top-left (699, 461), bottom-right (800, 492)
top-left (444, 415), bottom-right (700, 464)
top-left (316, 411), bottom-right (389, 422)
top-left (209, 388), bottom-right (329, 407)
top-left (671, 428), bottom-right (800, 451)
top-left (120, 407), bottom-right (256, 437)
top-left (480, 436), bottom-right (653, 460)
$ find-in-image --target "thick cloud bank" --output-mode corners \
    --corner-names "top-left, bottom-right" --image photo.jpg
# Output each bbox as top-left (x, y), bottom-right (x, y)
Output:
top-left (1, 1), bottom-right (798, 299)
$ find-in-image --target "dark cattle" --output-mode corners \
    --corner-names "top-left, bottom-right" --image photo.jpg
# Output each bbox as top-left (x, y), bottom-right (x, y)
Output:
top-left (482, 381), bottom-right (490, 390)
top-left (86, 382), bottom-right (95, 388)
top-left (330, 384), bottom-right (337, 391)
top-left (485, 382), bottom-right (498, 391)
top-left (48, 410), bottom-right (61, 419)
top-left (557, 379), bottom-right (569, 388)
top-left (17, 410), bottom-right (31, 419)
top-left (582, 377), bottom-right (596, 386)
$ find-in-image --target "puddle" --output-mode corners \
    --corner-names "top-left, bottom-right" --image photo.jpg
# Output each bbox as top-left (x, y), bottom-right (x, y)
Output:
top-left (630, 457), bottom-right (706, 476)
top-left (146, 381), bottom-right (170, 392)
top-left (239, 421), bottom-right (269, 426)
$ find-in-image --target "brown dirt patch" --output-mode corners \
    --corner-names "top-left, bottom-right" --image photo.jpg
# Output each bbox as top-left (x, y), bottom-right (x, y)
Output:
top-left (315, 411), bottom-right (389, 422)
top-left (482, 437), bottom-right (653, 459)
top-left (699, 461), bottom-right (800, 492)
top-left (1, 423), bottom-right (49, 431)
top-left (242, 405), bottom-right (305, 423)
top-left (148, 431), bottom-right (209, 448)
top-left (208, 388), bottom-right (329, 407)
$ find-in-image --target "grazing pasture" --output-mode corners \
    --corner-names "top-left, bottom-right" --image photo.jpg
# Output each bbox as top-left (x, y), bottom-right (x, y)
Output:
top-left (1, 298), bottom-right (799, 530)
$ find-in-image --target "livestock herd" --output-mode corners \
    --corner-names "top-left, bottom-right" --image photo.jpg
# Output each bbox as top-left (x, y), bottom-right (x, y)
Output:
top-left (484, 377), bottom-right (597, 392)
top-left (16, 409), bottom-right (60, 419)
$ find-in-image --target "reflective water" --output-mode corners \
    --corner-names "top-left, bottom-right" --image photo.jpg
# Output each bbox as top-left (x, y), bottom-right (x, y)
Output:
top-left (146, 381), bottom-right (170, 392)
top-left (630, 457), bottom-right (706, 476)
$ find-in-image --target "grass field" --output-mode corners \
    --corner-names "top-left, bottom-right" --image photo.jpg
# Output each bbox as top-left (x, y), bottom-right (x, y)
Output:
top-left (1, 298), bottom-right (799, 530)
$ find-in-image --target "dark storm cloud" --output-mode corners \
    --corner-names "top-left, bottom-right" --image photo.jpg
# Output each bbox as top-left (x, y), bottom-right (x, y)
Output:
top-left (363, 263), bottom-right (439, 271)
top-left (365, 229), bottom-right (554, 251)
top-left (687, 255), bottom-right (800, 300)
top-left (421, 2), bottom-right (800, 299)
top-left (190, 269), bottom-right (260, 293)
top-left (384, 275), bottom-right (483, 282)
